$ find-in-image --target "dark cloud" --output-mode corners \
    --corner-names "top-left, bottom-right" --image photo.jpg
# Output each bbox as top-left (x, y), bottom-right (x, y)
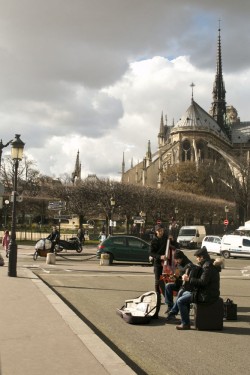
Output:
top-left (0, 0), bottom-right (250, 178)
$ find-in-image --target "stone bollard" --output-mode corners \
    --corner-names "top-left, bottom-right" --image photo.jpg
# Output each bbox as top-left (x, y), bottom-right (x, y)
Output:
top-left (100, 253), bottom-right (110, 266)
top-left (46, 253), bottom-right (56, 265)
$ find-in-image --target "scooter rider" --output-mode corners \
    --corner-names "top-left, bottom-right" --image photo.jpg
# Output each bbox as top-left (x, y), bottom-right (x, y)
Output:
top-left (47, 226), bottom-right (60, 253)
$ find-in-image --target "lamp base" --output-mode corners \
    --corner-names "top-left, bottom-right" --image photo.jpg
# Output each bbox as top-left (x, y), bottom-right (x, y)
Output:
top-left (8, 240), bottom-right (17, 277)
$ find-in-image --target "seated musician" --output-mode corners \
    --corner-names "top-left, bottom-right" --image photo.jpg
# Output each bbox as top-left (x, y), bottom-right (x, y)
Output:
top-left (164, 250), bottom-right (193, 314)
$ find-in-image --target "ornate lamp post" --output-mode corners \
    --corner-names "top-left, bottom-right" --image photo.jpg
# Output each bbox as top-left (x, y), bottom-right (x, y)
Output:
top-left (110, 197), bottom-right (115, 235)
top-left (8, 134), bottom-right (25, 277)
top-left (174, 207), bottom-right (179, 220)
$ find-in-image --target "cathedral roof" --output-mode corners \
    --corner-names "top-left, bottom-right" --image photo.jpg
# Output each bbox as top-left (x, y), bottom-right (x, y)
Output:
top-left (231, 122), bottom-right (250, 144)
top-left (172, 99), bottom-right (229, 142)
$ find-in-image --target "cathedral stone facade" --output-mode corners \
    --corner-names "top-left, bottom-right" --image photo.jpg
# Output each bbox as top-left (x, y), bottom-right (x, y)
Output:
top-left (121, 28), bottom-right (250, 188)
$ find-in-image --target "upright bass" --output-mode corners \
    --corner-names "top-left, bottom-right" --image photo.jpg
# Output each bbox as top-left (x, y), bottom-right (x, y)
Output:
top-left (159, 237), bottom-right (179, 296)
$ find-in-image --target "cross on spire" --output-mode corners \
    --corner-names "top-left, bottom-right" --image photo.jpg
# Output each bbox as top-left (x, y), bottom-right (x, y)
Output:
top-left (190, 82), bottom-right (195, 101)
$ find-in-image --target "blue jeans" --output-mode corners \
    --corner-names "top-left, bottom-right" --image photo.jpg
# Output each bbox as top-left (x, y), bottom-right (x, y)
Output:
top-left (170, 289), bottom-right (184, 315)
top-left (165, 283), bottom-right (179, 308)
top-left (176, 291), bottom-right (192, 326)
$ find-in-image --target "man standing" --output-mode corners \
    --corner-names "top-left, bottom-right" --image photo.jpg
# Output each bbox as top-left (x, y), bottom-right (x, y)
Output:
top-left (149, 224), bottom-right (168, 317)
top-left (77, 225), bottom-right (85, 245)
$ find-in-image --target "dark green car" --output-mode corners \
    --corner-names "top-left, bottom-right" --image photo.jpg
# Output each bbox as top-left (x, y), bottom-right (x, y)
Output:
top-left (96, 235), bottom-right (151, 264)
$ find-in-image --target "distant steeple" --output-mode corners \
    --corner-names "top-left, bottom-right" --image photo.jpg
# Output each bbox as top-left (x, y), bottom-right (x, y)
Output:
top-left (71, 150), bottom-right (81, 184)
top-left (210, 23), bottom-right (230, 138)
top-left (158, 112), bottom-right (165, 147)
top-left (146, 140), bottom-right (152, 163)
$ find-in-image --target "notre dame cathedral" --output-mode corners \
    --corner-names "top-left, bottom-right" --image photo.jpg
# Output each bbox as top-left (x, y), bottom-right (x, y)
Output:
top-left (121, 27), bottom-right (250, 188)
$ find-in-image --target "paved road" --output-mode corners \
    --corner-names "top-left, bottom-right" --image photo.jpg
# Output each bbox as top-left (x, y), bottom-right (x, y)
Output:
top-left (17, 245), bottom-right (250, 375)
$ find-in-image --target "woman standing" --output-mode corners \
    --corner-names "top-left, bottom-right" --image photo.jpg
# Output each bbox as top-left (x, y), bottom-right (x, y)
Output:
top-left (2, 230), bottom-right (10, 257)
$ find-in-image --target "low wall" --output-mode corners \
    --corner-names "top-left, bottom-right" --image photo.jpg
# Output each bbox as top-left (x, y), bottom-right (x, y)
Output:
top-left (0, 231), bottom-right (74, 242)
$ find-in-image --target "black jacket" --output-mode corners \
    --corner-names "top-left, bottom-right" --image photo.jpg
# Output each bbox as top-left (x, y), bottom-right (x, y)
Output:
top-left (47, 230), bottom-right (60, 243)
top-left (189, 259), bottom-right (220, 304)
top-left (149, 233), bottom-right (168, 266)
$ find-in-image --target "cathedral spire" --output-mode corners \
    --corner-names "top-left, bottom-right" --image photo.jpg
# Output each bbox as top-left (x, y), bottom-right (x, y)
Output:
top-left (72, 150), bottom-right (81, 184)
top-left (210, 23), bottom-right (229, 138)
top-left (146, 141), bottom-right (152, 163)
top-left (158, 112), bottom-right (165, 148)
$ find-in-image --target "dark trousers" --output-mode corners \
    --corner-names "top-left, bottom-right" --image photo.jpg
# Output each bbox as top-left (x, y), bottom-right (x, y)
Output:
top-left (154, 265), bottom-right (163, 317)
top-left (154, 264), bottom-right (163, 294)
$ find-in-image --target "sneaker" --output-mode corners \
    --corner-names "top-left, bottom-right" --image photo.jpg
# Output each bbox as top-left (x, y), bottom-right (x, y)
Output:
top-left (165, 312), bottom-right (177, 322)
top-left (164, 307), bottom-right (173, 314)
top-left (175, 324), bottom-right (191, 330)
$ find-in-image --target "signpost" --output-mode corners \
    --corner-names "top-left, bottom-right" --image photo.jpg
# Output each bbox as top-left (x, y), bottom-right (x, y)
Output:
top-left (134, 219), bottom-right (145, 224)
top-left (48, 201), bottom-right (66, 235)
top-left (48, 201), bottom-right (66, 210)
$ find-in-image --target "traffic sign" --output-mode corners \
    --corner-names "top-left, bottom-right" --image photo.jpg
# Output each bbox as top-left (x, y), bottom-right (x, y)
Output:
top-left (156, 219), bottom-right (162, 224)
top-left (134, 219), bottom-right (145, 224)
top-left (224, 219), bottom-right (229, 226)
top-left (54, 215), bottom-right (71, 220)
top-left (48, 201), bottom-right (66, 210)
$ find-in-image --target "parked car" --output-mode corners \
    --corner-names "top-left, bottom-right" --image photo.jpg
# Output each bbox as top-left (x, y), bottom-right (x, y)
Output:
top-left (220, 234), bottom-right (250, 259)
top-left (201, 236), bottom-right (222, 255)
top-left (96, 235), bottom-right (151, 264)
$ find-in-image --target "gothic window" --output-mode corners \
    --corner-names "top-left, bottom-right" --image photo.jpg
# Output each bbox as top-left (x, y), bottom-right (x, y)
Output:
top-left (181, 139), bottom-right (191, 161)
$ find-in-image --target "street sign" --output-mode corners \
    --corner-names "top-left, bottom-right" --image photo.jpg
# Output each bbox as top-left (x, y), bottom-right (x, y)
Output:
top-left (48, 201), bottom-right (66, 210)
top-left (156, 219), bottom-right (162, 224)
top-left (224, 219), bottom-right (229, 226)
top-left (134, 219), bottom-right (145, 224)
top-left (54, 215), bottom-right (71, 220)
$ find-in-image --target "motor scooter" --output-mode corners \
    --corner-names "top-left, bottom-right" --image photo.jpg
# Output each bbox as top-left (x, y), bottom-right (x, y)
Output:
top-left (57, 237), bottom-right (83, 253)
top-left (33, 237), bottom-right (82, 260)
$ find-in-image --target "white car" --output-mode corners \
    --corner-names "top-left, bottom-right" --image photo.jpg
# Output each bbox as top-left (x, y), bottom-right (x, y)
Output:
top-left (201, 236), bottom-right (222, 255)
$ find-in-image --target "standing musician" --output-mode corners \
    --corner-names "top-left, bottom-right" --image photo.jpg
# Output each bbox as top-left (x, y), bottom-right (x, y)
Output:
top-left (149, 225), bottom-right (177, 317)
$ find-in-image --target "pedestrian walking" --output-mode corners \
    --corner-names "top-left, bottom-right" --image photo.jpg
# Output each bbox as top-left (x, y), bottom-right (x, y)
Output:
top-left (2, 230), bottom-right (10, 258)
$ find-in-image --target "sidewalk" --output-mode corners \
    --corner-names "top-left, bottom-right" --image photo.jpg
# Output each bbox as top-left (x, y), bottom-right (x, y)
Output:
top-left (0, 264), bottom-right (135, 375)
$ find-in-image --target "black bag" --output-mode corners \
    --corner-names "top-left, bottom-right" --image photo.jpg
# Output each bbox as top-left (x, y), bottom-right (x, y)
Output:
top-left (224, 298), bottom-right (237, 320)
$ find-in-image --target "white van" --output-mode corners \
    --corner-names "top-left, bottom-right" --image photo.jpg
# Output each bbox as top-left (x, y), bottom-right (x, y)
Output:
top-left (177, 225), bottom-right (206, 249)
top-left (220, 234), bottom-right (250, 259)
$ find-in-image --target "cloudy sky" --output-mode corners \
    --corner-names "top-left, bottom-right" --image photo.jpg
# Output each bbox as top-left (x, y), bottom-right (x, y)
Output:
top-left (1, 0), bottom-right (250, 180)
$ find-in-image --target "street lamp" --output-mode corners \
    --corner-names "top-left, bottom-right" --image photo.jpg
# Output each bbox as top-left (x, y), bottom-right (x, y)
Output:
top-left (8, 134), bottom-right (25, 277)
top-left (225, 205), bottom-right (229, 220)
top-left (110, 197), bottom-right (115, 235)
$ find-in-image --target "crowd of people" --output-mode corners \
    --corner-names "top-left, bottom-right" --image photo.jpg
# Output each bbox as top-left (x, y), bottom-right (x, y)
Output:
top-left (149, 223), bottom-right (222, 330)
